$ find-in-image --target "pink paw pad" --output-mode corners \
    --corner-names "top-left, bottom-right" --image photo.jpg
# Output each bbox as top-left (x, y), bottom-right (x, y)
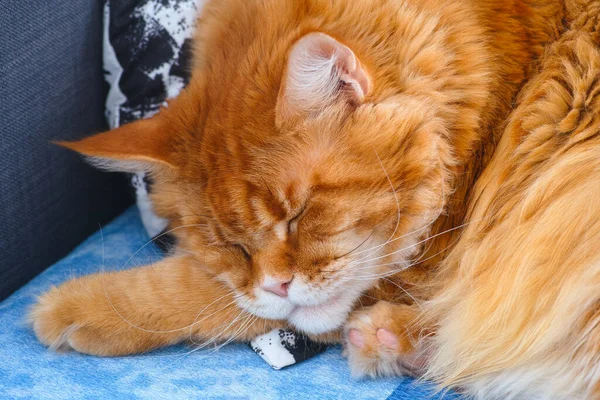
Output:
top-left (348, 329), bottom-right (365, 348)
top-left (376, 328), bottom-right (399, 350)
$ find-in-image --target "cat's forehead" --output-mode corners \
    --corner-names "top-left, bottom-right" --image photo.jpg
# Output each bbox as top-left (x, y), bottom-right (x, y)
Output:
top-left (252, 173), bottom-right (310, 223)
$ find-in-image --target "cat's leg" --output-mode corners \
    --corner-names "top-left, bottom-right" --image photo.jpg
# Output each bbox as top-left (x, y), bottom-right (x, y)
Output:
top-left (30, 255), bottom-right (279, 356)
top-left (343, 301), bottom-right (426, 377)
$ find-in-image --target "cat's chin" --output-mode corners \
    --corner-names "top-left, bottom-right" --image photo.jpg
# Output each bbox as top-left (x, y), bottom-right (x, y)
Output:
top-left (288, 294), bottom-right (352, 335)
top-left (237, 287), bottom-right (358, 334)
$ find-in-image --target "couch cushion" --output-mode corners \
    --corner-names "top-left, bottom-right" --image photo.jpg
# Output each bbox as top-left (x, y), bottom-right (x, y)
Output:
top-left (0, 207), bottom-right (455, 399)
top-left (0, 0), bottom-right (132, 301)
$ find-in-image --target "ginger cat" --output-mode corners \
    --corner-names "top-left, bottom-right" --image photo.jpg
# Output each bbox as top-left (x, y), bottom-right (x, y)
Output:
top-left (31, 0), bottom-right (600, 398)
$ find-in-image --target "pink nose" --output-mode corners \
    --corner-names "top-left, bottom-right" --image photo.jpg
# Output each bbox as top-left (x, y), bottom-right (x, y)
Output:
top-left (262, 280), bottom-right (290, 297)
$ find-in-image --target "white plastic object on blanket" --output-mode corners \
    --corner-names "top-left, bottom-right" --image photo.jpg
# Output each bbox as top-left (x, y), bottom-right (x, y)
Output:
top-left (250, 329), bottom-right (328, 370)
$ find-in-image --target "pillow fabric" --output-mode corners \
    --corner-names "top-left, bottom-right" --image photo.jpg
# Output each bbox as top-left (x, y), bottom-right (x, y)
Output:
top-left (103, 0), bottom-right (203, 239)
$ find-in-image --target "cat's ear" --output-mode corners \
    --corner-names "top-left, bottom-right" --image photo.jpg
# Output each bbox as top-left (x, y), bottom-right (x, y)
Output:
top-left (276, 32), bottom-right (371, 127)
top-left (56, 114), bottom-right (177, 172)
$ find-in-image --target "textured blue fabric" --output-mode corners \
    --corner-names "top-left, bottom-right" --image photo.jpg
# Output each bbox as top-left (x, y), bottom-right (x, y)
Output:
top-left (387, 382), bottom-right (460, 400)
top-left (0, 207), bottom-right (451, 399)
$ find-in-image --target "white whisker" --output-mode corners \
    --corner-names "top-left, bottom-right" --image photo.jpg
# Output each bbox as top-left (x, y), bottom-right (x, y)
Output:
top-left (121, 223), bottom-right (207, 271)
top-left (347, 154), bottom-right (448, 266)
top-left (349, 151), bottom-right (402, 262)
top-left (187, 294), bottom-right (244, 340)
top-left (163, 312), bottom-right (255, 367)
top-left (189, 298), bottom-right (252, 346)
top-left (347, 219), bottom-right (478, 268)
top-left (382, 277), bottom-right (424, 312)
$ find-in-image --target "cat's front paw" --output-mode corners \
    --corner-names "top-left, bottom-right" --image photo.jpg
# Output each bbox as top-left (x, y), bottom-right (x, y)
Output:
top-left (30, 285), bottom-right (80, 351)
top-left (344, 301), bottom-right (423, 377)
top-left (29, 276), bottom-right (157, 356)
top-left (30, 281), bottom-right (118, 355)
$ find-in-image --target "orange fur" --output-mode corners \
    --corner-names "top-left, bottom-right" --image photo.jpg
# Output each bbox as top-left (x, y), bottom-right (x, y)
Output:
top-left (422, 5), bottom-right (600, 397)
top-left (30, 0), bottom-right (600, 397)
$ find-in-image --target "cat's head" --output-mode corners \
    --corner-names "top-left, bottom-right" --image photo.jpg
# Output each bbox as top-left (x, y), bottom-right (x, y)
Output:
top-left (61, 32), bottom-right (447, 334)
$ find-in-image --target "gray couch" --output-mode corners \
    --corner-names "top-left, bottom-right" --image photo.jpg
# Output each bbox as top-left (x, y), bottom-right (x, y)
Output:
top-left (0, 0), bottom-right (132, 300)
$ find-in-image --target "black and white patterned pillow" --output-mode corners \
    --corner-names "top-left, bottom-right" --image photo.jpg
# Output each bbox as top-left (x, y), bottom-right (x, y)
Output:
top-left (102, 0), bottom-right (328, 368)
top-left (103, 0), bottom-right (202, 241)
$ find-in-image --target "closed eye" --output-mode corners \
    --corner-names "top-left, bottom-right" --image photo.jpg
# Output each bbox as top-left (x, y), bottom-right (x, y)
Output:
top-left (234, 243), bottom-right (251, 260)
top-left (288, 204), bottom-right (307, 234)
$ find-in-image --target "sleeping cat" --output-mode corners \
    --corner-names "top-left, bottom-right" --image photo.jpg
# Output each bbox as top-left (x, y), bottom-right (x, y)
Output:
top-left (31, 0), bottom-right (600, 398)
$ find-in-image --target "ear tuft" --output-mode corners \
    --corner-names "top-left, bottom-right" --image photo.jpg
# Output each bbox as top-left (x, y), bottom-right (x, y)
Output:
top-left (276, 33), bottom-right (371, 127)
top-left (56, 116), bottom-right (176, 172)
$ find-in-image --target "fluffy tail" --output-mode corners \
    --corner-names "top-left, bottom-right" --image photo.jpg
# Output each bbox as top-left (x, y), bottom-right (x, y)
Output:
top-left (423, 5), bottom-right (600, 398)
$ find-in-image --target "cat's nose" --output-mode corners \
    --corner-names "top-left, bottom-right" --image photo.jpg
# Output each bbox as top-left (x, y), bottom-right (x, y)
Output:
top-left (261, 278), bottom-right (291, 298)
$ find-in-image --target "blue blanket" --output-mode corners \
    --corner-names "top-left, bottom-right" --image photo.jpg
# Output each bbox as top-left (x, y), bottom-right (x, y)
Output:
top-left (0, 207), bottom-right (456, 399)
